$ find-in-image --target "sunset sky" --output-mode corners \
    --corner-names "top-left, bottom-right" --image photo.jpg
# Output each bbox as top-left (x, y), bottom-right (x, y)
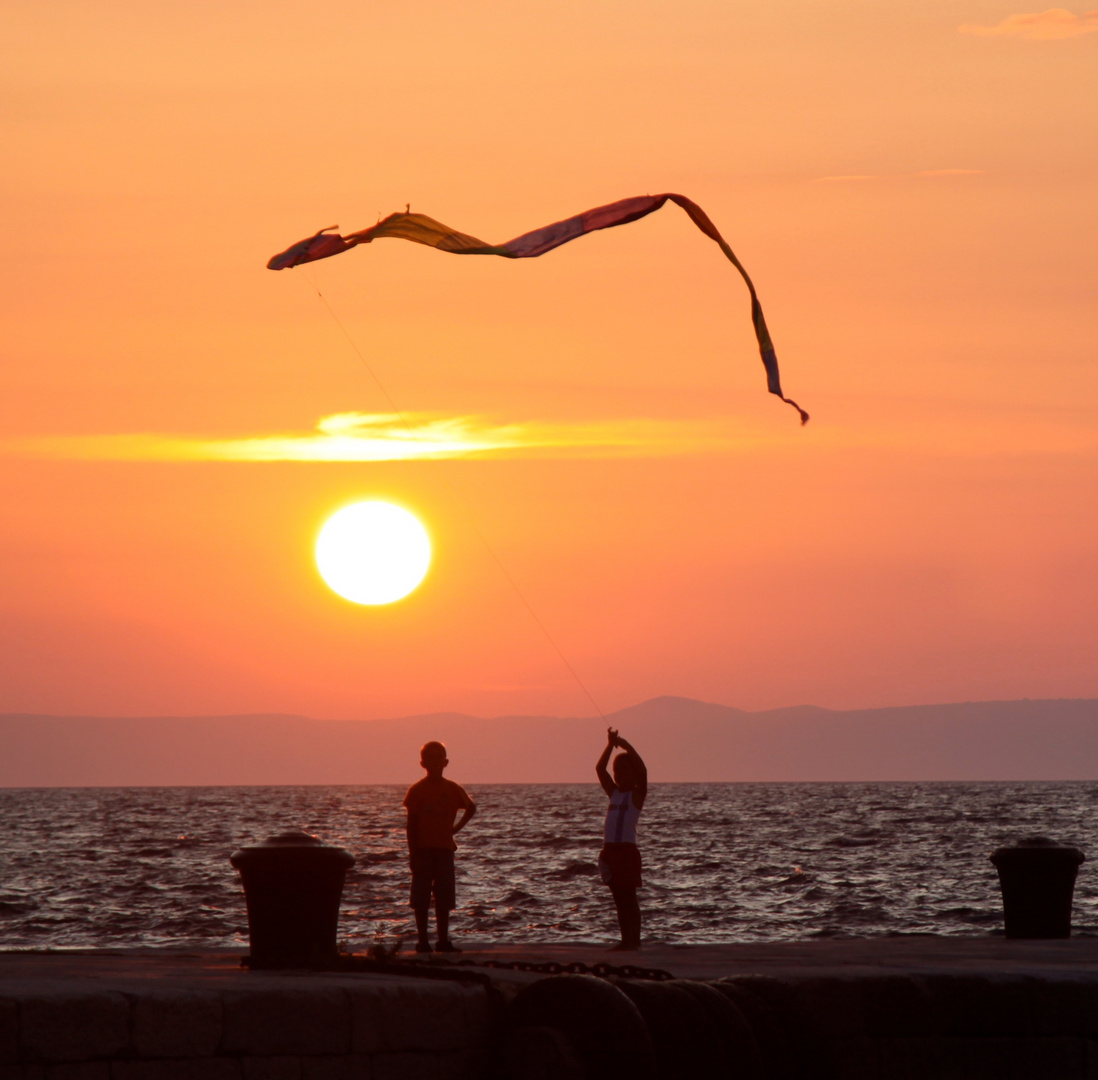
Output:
top-left (2, 0), bottom-right (1096, 722)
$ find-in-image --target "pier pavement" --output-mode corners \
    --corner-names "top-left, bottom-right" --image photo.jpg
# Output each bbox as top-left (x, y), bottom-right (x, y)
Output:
top-left (5, 935), bottom-right (1098, 980)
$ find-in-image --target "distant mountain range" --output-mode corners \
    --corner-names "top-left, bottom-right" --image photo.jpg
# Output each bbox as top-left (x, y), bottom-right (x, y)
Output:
top-left (2, 697), bottom-right (1097, 786)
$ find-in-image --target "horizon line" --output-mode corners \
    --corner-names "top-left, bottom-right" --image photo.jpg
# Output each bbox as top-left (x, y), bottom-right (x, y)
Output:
top-left (2, 693), bottom-right (1095, 724)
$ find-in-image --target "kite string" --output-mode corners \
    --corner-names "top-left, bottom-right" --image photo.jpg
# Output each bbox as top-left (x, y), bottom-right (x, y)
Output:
top-left (467, 521), bottom-right (608, 724)
top-left (301, 268), bottom-right (412, 426)
top-left (295, 271), bottom-right (608, 723)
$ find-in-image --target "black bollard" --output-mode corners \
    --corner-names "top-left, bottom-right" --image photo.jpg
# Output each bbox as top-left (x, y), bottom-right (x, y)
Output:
top-left (990, 836), bottom-right (1085, 939)
top-left (230, 830), bottom-right (355, 968)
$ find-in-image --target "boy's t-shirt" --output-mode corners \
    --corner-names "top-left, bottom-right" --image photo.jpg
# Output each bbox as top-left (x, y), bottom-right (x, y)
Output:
top-left (403, 777), bottom-right (474, 851)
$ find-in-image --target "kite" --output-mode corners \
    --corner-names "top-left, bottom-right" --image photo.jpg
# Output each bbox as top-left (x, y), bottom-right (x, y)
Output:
top-left (267, 193), bottom-right (808, 424)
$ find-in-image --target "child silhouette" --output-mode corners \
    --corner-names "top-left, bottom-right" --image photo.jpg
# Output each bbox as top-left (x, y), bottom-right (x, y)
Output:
top-left (595, 727), bottom-right (647, 950)
top-left (403, 740), bottom-right (476, 953)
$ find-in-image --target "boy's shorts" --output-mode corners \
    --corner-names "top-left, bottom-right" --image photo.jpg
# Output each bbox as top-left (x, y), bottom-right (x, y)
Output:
top-left (409, 847), bottom-right (456, 911)
top-left (598, 842), bottom-right (642, 888)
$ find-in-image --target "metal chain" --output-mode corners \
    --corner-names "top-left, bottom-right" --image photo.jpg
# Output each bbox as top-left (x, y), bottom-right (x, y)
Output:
top-left (243, 954), bottom-right (674, 982)
top-left (437, 957), bottom-right (676, 981)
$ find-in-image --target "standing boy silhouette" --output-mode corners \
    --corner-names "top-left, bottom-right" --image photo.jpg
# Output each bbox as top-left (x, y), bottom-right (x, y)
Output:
top-left (403, 740), bottom-right (476, 953)
top-left (595, 727), bottom-right (647, 950)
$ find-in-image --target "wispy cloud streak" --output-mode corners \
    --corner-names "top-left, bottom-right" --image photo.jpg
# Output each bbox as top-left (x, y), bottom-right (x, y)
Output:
top-left (6, 409), bottom-right (1097, 462)
top-left (959, 8), bottom-right (1098, 39)
top-left (4, 412), bottom-right (748, 463)
top-left (814, 169), bottom-right (985, 184)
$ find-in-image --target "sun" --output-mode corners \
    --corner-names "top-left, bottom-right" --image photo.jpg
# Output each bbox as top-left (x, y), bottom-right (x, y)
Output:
top-left (315, 501), bottom-right (431, 605)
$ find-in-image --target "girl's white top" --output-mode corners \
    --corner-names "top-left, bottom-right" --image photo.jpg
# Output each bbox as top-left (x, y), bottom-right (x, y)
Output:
top-left (604, 788), bottom-right (641, 844)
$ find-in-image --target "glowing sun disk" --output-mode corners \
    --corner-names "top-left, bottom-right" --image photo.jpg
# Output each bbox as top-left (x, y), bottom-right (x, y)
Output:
top-left (315, 501), bottom-right (431, 605)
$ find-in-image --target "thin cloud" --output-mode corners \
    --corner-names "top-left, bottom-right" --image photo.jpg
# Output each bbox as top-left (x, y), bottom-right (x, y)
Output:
top-left (959, 8), bottom-right (1098, 39)
top-left (3, 411), bottom-right (755, 463)
top-left (814, 170), bottom-right (984, 183)
top-left (6, 410), bottom-right (1095, 462)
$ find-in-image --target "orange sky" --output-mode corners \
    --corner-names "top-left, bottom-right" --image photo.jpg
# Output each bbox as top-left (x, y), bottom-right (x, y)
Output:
top-left (1, 0), bottom-right (1096, 721)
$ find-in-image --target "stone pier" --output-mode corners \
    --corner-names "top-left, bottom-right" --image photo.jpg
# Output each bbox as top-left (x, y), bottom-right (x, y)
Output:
top-left (3, 939), bottom-right (1098, 1079)
top-left (0, 952), bottom-right (493, 1080)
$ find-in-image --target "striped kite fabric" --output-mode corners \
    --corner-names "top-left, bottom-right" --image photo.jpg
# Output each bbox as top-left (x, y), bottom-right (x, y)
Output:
top-left (267, 194), bottom-right (808, 424)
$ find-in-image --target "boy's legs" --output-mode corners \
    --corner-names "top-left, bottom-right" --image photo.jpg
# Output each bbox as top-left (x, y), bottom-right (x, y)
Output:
top-left (409, 849), bottom-right (434, 951)
top-left (411, 848), bottom-right (458, 950)
top-left (609, 883), bottom-right (641, 950)
top-left (433, 849), bottom-right (458, 950)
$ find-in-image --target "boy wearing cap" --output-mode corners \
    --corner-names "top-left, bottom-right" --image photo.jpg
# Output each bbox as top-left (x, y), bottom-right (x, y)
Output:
top-left (403, 741), bottom-right (477, 953)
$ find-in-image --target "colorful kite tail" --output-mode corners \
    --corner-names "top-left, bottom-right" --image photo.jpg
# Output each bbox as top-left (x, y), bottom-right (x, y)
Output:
top-left (268, 195), bottom-right (808, 424)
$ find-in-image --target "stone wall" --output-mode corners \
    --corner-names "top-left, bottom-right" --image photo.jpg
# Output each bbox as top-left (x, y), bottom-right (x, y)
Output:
top-left (756, 970), bottom-right (1098, 1079)
top-left (0, 974), bottom-right (493, 1080)
top-left (499, 970), bottom-right (1098, 1079)
top-left (6, 956), bottom-right (1098, 1079)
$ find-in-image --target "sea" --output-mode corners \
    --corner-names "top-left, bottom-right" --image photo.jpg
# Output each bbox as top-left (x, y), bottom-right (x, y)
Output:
top-left (2, 783), bottom-right (1097, 950)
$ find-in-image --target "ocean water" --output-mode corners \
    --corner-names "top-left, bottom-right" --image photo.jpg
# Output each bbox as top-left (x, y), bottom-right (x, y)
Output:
top-left (1, 783), bottom-right (1097, 950)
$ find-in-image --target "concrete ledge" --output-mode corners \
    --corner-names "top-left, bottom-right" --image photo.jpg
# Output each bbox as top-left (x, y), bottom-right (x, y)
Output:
top-left (129, 992), bottom-right (223, 1060)
top-left (4, 942), bottom-right (1098, 1079)
top-left (222, 988), bottom-right (350, 1056)
top-left (113, 1062), bottom-right (243, 1080)
top-left (18, 993), bottom-right (130, 1063)
top-left (0, 1000), bottom-right (18, 1065)
top-left (0, 955), bottom-right (491, 1080)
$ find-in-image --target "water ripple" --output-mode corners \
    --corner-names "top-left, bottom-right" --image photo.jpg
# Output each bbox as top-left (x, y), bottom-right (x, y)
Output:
top-left (0, 782), bottom-right (1095, 948)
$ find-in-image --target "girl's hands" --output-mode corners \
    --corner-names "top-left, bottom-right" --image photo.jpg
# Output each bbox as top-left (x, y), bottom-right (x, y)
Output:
top-left (607, 727), bottom-right (620, 747)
